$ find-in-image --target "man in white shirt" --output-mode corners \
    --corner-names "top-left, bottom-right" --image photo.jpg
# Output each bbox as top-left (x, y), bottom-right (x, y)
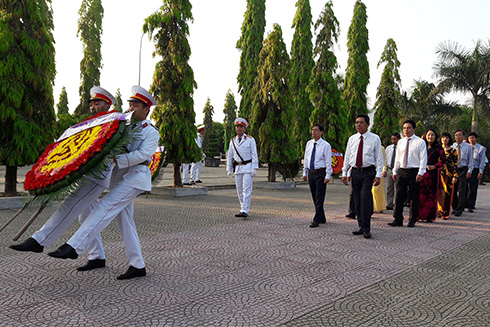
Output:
top-left (226, 118), bottom-right (259, 218)
top-left (451, 130), bottom-right (474, 216)
top-left (389, 119), bottom-right (427, 227)
top-left (467, 132), bottom-right (486, 212)
top-left (342, 114), bottom-right (384, 239)
top-left (383, 132), bottom-right (401, 210)
top-left (302, 124), bottom-right (332, 228)
top-left (10, 86), bottom-right (116, 272)
top-left (48, 86), bottom-right (159, 280)
top-left (191, 126), bottom-right (205, 184)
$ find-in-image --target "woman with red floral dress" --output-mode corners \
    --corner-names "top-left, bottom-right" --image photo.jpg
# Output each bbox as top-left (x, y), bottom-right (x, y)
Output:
top-left (418, 129), bottom-right (445, 222)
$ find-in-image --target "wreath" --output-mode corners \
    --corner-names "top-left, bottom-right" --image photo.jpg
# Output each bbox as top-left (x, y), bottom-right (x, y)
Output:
top-left (24, 111), bottom-right (131, 201)
top-left (331, 149), bottom-right (344, 175)
top-left (149, 146), bottom-right (165, 181)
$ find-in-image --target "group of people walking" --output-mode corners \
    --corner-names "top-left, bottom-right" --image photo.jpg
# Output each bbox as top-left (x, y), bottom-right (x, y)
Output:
top-left (303, 114), bottom-right (487, 239)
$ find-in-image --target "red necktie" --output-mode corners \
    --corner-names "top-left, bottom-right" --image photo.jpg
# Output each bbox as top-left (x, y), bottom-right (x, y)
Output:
top-left (402, 138), bottom-right (410, 168)
top-left (356, 136), bottom-right (363, 168)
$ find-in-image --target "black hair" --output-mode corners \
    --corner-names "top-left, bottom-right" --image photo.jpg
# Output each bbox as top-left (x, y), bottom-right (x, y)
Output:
top-left (454, 129), bottom-right (465, 136)
top-left (425, 129), bottom-right (440, 147)
top-left (356, 113), bottom-right (370, 124)
top-left (468, 132), bottom-right (478, 139)
top-left (312, 123), bottom-right (324, 132)
top-left (441, 132), bottom-right (453, 145)
top-left (402, 119), bottom-right (416, 129)
top-left (391, 132), bottom-right (401, 139)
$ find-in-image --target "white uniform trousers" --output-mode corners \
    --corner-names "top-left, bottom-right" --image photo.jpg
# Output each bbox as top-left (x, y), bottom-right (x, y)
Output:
top-left (235, 173), bottom-right (253, 214)
top-left (32, 181), bottom-right (105, 259)
top-left (182, 163), bottom-right (190, 183)
top-left (67, 183), bottom-right (145, 269)
top-left (191, 161), bottom-right (202, 181)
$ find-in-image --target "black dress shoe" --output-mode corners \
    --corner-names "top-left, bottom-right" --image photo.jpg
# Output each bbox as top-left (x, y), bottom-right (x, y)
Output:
top-left (309, 222), bottom-right (319, 228)
top-left (468, 208), bottom-right (474, 213)
top-left (48, 243), bottom-right (78, 259)
top-left (352, 229), bottom-right (363, 235)
top-left (345, 213), bottom-right (356, 219)
top-left (454, 212), bottom-right (462, 217)
top-left (407, 221), bottom-right (416, 227)
top-left (235, 212), bottom-right (248, 217)
top-left (77, 259), bottom-right (106, 271)
top-left (183, 182), bottom-right (191, 186)
top-left (386, 206), bottom-right (393, 210)
top-left (117, 266), bottom-right (146, 280)
top-left (195, 180), bottom-right (203, 183)
top-left (9, 237), bottom-right (44, 253)
top-left (387, 221), bottom-right (403, 227)
top-left (363, 232), bottom-right (371, 239)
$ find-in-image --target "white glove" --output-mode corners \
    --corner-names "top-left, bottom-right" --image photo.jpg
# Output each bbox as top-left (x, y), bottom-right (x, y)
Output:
top-left (227, 171), bottom-right (233, 179)
top-left (251, 169), bottom-right (257, 177)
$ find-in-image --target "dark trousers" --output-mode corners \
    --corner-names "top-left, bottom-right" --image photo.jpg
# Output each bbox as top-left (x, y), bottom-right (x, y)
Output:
top-left (348, 186), bottom-right (356, 215)
top-left (467, 170), bottom-right (479, 209)
top-left (308, 170), bottom-right (327, 223)
top-left (394, 168), bottom-right (420, 223)
top-left (351, 167), bottom-right (375, 233)
top-left (452, 166), bottom-right (468, 213)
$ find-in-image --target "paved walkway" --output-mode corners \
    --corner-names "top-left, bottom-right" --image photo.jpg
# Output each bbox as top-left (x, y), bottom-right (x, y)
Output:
top-left (0, 165), bottom-right (489, 326)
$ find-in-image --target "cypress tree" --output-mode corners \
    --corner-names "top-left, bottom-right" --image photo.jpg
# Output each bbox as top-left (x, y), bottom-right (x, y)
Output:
top-left (143, 0), bottom-right (200, 187)
top-left (307, 0), bottom-right (348, 152)
top-left (236, 0), bottom-right (266, 121)
top-left (222, 89), bottom-right (237, 152)
top-left (343, 0), bottom-right (369, 128)
top-left (56, 87), bottom-right (70, 116)
top-left (202, 98), bottom-right (214, 154)
top-left (114, 88), bottom-right (123, 112)
top-left (251, 24), bottom-right (297, 182)
top-left (371, 38), bottom-right (401, 146)
top-left (75, 0), bottom-right (103, 117)
top-left (290, 0), bottom-right (314, 157)
top-left (55, 87), bottom-right (77, 137)
top-left (0, 0), bottom-right (56, 195)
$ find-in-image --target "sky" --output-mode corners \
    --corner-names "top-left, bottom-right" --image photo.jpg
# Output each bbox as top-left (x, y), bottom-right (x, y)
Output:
top-left (51, 0), bottom-right (490, 124)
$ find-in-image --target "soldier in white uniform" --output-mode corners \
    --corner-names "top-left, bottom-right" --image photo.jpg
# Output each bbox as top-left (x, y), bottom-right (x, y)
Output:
top-left (191, 126), bottom-right (205, 184)
top-left (226, 118), bottom-right (258, 218)
top-left (48, 86), bottom-right (159, 280)
top-left (10, 86), bottom-right (116, 272)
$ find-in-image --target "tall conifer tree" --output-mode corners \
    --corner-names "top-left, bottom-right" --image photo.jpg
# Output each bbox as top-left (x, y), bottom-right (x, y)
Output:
top-left (223, 90), bottom-right (237, 152)
top-left (75, 0), bottom-right (103, 117)
top-left (236, 0), bottom-right (266, 120)
top-left (371, 38), bottom-right (401, 145)
top-left (202, 98), bottom-right (214, 154)
top-left (290, 0), bottom-right (314, 156)
top-left (144, 0), bottom-right (200, 187)
top-left (343, 0), bottom-right (369, 128)
top-left (114, 88), bottom-right (123, 112)
top-left (307, 1), bottom-right (348, 152)
top-left (55, 87), bottom-right (77, 137)
top-left (0, 0), bottom-right (56, 195)
top-left (251, 24), bottom-right (297, 182)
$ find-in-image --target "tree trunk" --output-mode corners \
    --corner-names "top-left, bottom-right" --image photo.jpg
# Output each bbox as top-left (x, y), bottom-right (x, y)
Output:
top-left (268, 163), bottom-right (276, 183)
top-left (471, 95), bottom-right (479, 133)
top-left (173, 163), bottom-right (182, 187)
top-left (4, 165), bottom-right (18, 196)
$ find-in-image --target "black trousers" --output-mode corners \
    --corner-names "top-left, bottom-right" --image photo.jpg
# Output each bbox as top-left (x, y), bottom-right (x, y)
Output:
top-left (394, 168), bottom-right (420, 223)
top-left (452, 166), bottom-right (468, 213)
top-left (467, 170), bottom-right (480, 209)
top-left (308, 170), bottom-right (327, 223)
top-left (351, 167), bottom-right (375, 233)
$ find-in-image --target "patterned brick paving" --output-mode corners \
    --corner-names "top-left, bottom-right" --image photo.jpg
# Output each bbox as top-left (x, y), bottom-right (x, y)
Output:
top-left (0, 174), bottom-right (489, 326)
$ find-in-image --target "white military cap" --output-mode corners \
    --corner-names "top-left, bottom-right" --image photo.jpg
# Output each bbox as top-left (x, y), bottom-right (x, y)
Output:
top-left (234, 117), bottom-right (248, 128)
top-left (89, 86), bottom-right (116, 106)
top-left (128, 85), bottom-right (157, 107)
